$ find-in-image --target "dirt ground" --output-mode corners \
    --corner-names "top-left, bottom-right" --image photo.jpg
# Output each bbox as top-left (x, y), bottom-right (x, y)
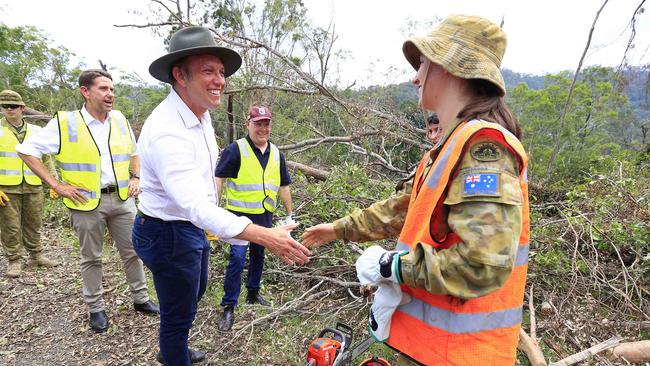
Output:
top-left (0, 216), bottom-right (368, 366)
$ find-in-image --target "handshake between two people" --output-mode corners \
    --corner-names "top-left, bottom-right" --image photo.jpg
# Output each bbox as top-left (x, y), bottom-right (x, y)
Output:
top-left (225, 220), bottom-right (336, 268)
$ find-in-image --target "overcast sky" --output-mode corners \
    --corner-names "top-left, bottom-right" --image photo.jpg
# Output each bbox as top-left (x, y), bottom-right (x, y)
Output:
top-left (1, 0), bottom-right (648, 87)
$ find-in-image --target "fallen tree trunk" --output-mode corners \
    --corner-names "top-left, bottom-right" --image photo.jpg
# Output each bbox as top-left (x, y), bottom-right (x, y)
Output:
top-left (286, 160), bottom-right (329, 181)
top-left (604, 340), bottom-right (650, 363)
top-left (23, 107), bottom-right (51, 121)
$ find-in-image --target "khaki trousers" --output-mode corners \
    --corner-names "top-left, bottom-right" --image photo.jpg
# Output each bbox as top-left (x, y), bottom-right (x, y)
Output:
top-left (69, 193), bottom-right (148, 312)
top-left (0, 192), bottom-right (43, 261)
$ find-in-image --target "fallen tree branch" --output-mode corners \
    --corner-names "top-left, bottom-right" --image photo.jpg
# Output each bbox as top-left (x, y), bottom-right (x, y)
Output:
top-left (217, 281), bottom-right (333, 353)
top-left (266, 269), bottom-right (359, 288)
top-left (518, 329), bottom-right (547, 366)
top-left (549, 336), bottom-right (623, 366)
top-left (286, 160), bottom-right (329, 181)
top-left (519, 285), bottom-right (547, 366)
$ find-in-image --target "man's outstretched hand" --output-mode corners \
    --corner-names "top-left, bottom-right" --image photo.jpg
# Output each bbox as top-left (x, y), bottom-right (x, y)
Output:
top-left (238, 222), bottom-right (310, 266)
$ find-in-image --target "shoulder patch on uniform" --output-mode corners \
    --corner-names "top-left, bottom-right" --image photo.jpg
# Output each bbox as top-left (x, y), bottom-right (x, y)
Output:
top-left (463, 173), bottom-right (500, 197)
top-left (470, 142), bottom-right (502, 162)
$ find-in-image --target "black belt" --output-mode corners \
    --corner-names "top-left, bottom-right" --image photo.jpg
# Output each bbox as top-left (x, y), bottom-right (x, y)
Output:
top-left (136, 209), bottom-right (191, 225)
top-left (100, 186), bottom-right (118, 194)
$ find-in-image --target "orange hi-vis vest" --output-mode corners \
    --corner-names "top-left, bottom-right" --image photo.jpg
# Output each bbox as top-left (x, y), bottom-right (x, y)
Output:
top-left (388, 120), bottom-right (530, 366)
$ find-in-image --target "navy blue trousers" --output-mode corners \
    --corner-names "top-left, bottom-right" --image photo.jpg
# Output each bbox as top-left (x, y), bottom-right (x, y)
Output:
top-left (221, 242), bottom-right (265, 306)
top-left (220, 210), bottom-right (272, 307)
top-left (132, 215), bottom-right (209, 366)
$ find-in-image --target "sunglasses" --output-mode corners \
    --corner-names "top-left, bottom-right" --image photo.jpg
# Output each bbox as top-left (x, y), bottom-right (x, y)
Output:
top-left (1, 104), bottom-right (21, 110)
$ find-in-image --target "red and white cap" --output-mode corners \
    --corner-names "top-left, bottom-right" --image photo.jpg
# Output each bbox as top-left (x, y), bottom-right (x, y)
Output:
top-left (248, 105), bottom-right (272, 122)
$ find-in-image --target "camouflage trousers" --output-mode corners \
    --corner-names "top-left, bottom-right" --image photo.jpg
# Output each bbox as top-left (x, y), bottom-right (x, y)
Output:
top-left (0, 192), bottom-right (44, 261)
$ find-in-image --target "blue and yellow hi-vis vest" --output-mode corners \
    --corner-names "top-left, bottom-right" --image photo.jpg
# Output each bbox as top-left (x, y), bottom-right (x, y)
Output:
top-left (225, 138), bottom-right (281, 214)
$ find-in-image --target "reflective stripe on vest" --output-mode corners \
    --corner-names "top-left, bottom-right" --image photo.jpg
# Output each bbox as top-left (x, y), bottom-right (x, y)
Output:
top-left (0, 121), bottom-right (43, 186)
top-left (224, 138), bottom-right (281, 214)
top-left (55, 110), bottom-right (133, 211)
top-left (387, 120), bottom-right (530, 366)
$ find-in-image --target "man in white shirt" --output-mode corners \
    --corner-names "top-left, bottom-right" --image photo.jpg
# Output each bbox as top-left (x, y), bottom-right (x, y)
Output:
top-left (17, 69), bottom-right (159, 334)
top-left (137, 26), bottom-right (309, 365)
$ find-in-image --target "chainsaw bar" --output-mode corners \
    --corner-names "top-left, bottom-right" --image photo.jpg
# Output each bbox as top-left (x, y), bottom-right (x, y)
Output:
top-left (332, 337), bottom-right (376, 366)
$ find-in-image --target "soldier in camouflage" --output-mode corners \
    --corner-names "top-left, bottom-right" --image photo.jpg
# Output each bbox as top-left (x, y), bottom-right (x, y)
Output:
top-left (303, 14), bottom-right (528, 366)
top-left (0, 90), bottom-right (59, 278)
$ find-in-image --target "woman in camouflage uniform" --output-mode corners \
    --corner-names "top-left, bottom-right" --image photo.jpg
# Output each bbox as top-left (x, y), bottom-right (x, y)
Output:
top-left (303, 15), bottom-right (529, 366)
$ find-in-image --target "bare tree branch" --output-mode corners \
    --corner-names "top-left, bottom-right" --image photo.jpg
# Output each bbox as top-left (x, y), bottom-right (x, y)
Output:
top-left (225, 85), bottom-right (319, 95)
top-left (546, 0), bottom-right (609, 177)
top-left (278, 131), bottom-right (380, 151)
top-left (114, 22), bottom-right (179, 28)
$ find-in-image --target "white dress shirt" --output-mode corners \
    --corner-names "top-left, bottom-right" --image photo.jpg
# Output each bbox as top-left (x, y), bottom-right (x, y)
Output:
top-left (16, 106), bottom-right (137, 188)
top-left (137, 89), bottom-right (251, 239)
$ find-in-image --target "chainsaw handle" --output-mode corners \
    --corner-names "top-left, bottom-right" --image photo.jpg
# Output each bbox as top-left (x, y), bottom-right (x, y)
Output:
top-left (318, 327), bottom-right (346, 343)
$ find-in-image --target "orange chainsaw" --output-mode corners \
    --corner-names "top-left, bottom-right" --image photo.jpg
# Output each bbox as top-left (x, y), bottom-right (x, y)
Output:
top-left (306, 322), bottom-right (391, 366)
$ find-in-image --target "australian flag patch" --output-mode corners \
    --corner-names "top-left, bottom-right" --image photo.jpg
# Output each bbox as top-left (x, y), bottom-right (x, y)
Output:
top-left (463, 173), bottom-right (499, 196)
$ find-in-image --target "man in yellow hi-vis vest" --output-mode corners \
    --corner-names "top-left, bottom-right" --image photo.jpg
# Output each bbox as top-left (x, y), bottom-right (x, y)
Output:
top-left (17, 69), bottom-right (158, 333)
top-left (215, 105), bottom-right (293, 331)
top-left (0, 89), bottom-right (59, 278)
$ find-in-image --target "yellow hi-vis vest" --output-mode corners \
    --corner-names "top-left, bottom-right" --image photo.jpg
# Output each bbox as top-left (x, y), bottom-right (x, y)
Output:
top-left (55, 110), bottom-right (133, 211)
top-left (225, 138), bottom-right (281, 214)
top-left (0, 119), bottom-right (43, 186)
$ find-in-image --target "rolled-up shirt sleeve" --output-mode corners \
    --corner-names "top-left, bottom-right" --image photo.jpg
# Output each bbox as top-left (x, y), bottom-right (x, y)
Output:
top-left (147, 131), bottom-right (251, 239)
top-left (15, 117), bottom-right (60, 158)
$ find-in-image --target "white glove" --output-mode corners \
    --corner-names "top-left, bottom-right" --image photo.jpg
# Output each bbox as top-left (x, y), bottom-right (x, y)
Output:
top-left (283, 213), bottom-right (295, 225)
top-left (227, 238), bottom-right (248, 246)
top-left (368, 283), bottom-right (403, 341)
top-left (356, 245), bottom-right (406, 285)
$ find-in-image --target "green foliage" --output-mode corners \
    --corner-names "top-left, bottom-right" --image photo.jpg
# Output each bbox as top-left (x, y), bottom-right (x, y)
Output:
top-left (112, 75), bottom-right (169, 128)
top-left (0, 23), bottom-right (81, 112)
top-left (294, 163), bottom-right (394, 228)
top-left (563, 162), bottom-right (650, 255)
top-left (509, 67), bottom-right (642, 188)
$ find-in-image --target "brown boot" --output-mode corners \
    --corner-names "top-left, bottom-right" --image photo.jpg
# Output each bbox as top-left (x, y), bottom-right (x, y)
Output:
top-left (28, 253), bottom-right (60, 268)
top-left (6, 260), bottom-right (22, 278)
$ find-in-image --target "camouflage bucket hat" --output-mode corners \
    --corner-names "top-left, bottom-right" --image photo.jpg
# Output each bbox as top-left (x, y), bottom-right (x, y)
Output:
top-left (402, 14), bottom-right (507, 96)
top-left (0, 90), bottom-right (25, 106)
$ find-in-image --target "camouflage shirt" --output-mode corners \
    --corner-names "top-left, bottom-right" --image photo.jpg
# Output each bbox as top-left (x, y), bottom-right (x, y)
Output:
top-left (0, 118), bottom-right (57, 194)
top-left (334, 120), bottom-right (524, 300)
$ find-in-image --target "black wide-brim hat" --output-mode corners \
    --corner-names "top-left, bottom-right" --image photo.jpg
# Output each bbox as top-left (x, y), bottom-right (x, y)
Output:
top-left (149, 26), bottom-right (243, 83)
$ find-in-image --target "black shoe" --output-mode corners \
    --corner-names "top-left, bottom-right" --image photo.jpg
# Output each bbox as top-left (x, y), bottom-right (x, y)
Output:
top-left (156, 348), bottom-right (206, 364)
top-left (134, 300), bottom-right (160, 315)
top-left (217, 305), bottom-right (234, 331)
top-left (246, 290), bottom-right (270, 306)
top-left (89, 310), bottom-right (109, 333)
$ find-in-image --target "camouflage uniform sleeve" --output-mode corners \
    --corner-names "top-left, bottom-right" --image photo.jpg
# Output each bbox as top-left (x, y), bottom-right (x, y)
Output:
top-left (333, 179), bottom-right (412, 243)
top-left (399, 137), bottom-right (523, 300)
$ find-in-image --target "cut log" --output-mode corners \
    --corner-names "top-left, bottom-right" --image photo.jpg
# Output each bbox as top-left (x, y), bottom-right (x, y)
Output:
top-left (604, 340), bottom-right (650, 363)
top-left (518, 328), bottom-right (547, 366)
top-left (286, 160), bottom-right (329, 181)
